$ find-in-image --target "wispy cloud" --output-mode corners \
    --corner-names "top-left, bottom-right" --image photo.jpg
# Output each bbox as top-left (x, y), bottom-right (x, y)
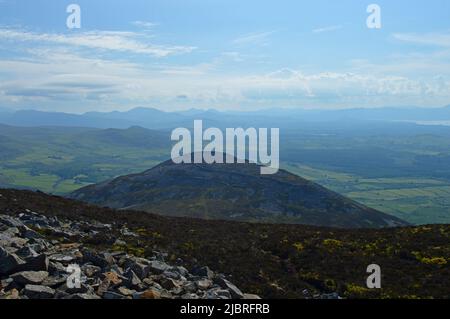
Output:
top-left (312, 25), bottom-right (343, 34)
top-left (232, 31), bottom-right (275, 46)
top-left (393, 31), bottom-right (450, 47)
top-left (0, 49), bottom-right (137, 103)
top-left (132, 21), bottom-right (159, 29)
top-left (0, 28), bottom-right (195, 57)
top-left (1, 47), bottom-right (449, 111)
top-left (1, 25), bottom-right (450, 111)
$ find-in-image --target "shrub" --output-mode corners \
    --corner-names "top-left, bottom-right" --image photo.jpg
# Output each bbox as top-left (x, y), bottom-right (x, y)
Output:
top-left (421, 257), bottom-right (447, 266)
top-left (345, 283), bottom-right (369, 297)
top-left (293, 242), bottom-right (305, 252)
top-left (323, 239), bottom-right (343, 249)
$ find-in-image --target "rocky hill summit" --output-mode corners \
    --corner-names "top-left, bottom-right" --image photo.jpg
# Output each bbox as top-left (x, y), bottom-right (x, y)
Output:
top-left (70, 158), bottom-right (408, 228)
top-left (0, 210), bottom-right (257, 300)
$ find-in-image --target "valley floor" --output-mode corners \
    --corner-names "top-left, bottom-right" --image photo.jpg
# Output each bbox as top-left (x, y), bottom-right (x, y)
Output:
top-left (284, 163), bottom-right (450, 225)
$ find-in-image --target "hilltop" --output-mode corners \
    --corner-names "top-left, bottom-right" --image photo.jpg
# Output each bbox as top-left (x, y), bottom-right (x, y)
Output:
top-left (70, 158), bottom-right (408, 228)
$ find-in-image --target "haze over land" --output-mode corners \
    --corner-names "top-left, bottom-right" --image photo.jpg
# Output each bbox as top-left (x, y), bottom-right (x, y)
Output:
top-left (1, 106), bottom-right (450, 225)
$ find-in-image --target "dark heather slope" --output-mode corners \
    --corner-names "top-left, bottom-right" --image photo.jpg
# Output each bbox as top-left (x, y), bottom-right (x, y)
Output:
top-left (69, 159), bottom-right (408, 228)
top-left (0, 189), bottom-right (449, 299)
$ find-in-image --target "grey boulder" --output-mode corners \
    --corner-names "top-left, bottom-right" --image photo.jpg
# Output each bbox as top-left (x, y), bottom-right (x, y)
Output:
top-left (23, 285), bottom-right (55, 299)
top-left (0, 246), bottom-right (25, 275)
top-left (11, 271), bottom-right (49, 285)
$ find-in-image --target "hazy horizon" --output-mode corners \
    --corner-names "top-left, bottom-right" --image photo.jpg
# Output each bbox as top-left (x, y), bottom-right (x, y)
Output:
top-left (2, 104), bottom-right (450, 116)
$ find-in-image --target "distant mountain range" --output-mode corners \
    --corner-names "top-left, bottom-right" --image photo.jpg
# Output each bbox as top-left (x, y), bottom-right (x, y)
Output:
top-left (69, 157), bottom-right (408, 228)
top-left (1, 105), bottom-right (450, 129)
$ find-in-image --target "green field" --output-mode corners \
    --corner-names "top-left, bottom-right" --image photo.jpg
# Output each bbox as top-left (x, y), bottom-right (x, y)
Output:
top-left (284, 163), bottom-right (450, 225)
top-left (2, 124), bottom-right (450, 225)
top-left (0, 126), bottom-right (168, 194)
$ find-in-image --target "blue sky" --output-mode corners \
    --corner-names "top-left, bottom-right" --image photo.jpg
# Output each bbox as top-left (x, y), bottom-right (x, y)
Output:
top-left (0, 0), bottom-right (450, 112)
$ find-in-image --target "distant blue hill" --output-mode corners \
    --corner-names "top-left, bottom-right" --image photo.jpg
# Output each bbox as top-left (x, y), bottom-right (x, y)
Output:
top-left (1, 105), bottom-right (450, 129)
top-left (0, 109), bottom-right (136, 129)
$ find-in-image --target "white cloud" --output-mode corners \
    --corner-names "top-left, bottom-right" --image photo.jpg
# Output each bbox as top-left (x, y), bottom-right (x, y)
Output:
top-left (1, 28), bottom-right (450, 111)
top-left (158, 64), bottom-right (214, 76)
top-left (312, 25), bottom-right (343, 34)
top-left (349, 50), bottom-right (450, 77)
top-left (393, 31), bottom-right (450, 47)
top-left (232, 31), bottom-right (275, 46)
top-left (132, 21), bottom-right (159, 29)
top-left (220, 52), bottom-right (245, 62)
top-left (0, 28), bottom-right (195, 57)
top-left (1, 47), bottom-right (449, 112)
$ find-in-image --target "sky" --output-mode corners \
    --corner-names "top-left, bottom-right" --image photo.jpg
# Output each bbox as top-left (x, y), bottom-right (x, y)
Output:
top-left (0, 0), bottom-right (450, 113)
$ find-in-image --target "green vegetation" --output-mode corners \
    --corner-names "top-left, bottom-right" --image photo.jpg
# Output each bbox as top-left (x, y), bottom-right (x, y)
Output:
top-left (1, 189), bottom-right (449, 299)
top-left (2, 124), bottom-right (450, 225)
top-left (284, 163), bottom-right (450, 225)
top-left (0, 125), bottom-right (168, 194)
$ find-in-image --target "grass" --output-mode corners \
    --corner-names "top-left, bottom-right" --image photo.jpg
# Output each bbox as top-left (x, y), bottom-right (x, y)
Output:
top-left (0, 139), bottom-right (167, 194)
top-left (0, 168), bottom-right (92, 194)
top-left (283, 163), bottom-right (450, 225)
top-left (0, 168), bottom-right (59, 191)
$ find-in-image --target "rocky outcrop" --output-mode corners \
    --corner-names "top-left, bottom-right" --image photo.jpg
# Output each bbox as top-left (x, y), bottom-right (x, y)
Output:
top-left (0, 211), bottom-right (259, 300)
